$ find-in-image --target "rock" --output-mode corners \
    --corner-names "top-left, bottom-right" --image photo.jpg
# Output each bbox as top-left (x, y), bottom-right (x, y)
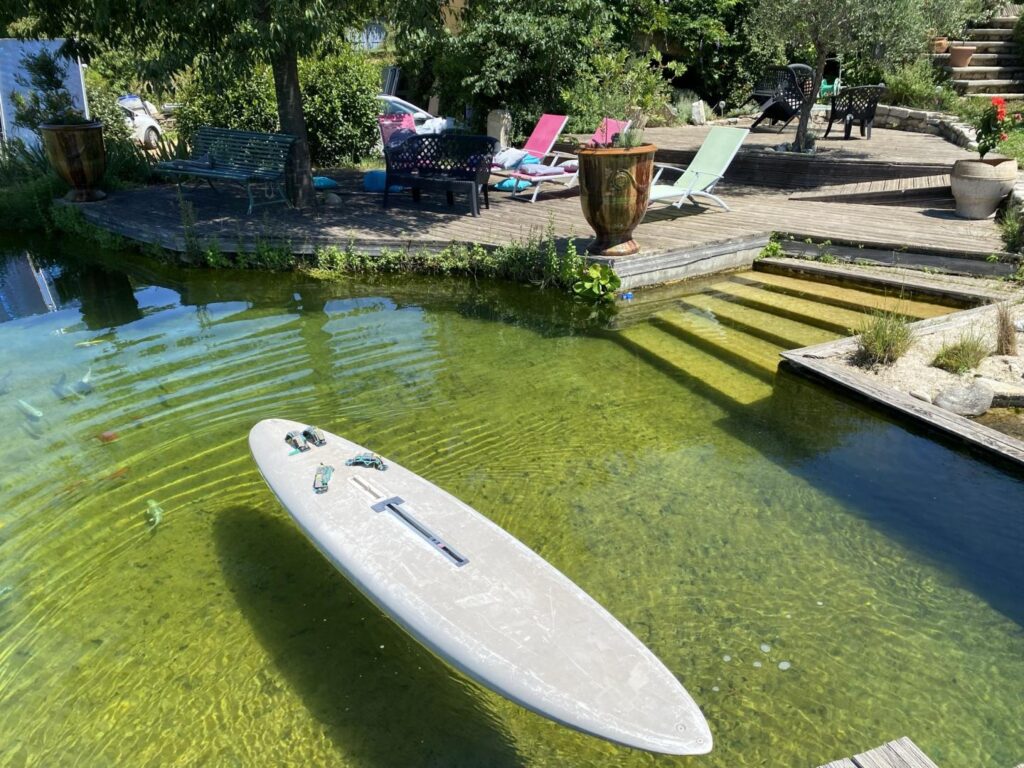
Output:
top-left (934, 381), bottom-right (995, 416)
top-left (977, 376), bottom-right (1024, 407)
top-left (976, 355), bottom-right (1024, 384)
top-left (888, 107), bottom-right (910, 120)
top-left (323, 193), bottom-right (343, 207)
top-left (691, 100), bottom-right (707, 126)
top-left (910, 389), bottom-right (932, 404)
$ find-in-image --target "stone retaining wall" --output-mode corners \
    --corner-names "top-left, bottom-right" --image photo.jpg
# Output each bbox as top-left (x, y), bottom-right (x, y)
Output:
top-left (870, 104), bottom-right (978, 150)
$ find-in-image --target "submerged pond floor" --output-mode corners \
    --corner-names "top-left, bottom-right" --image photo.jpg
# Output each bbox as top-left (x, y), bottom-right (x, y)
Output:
top-left (0, 240), bottom-right (1021, 767)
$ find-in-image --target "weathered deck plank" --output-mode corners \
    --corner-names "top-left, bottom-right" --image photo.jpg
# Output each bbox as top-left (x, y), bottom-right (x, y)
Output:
top-left (815, 737), bottom-right (940, 768)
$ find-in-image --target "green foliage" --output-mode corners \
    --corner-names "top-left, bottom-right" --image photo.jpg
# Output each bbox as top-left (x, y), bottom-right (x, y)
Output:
top-left (309, 220), bottom-right (590, 293)
top-left (174, 62), bottom-right (278, 146)
top-left (175, 48), bottom-right (380, 166)
top-left (561, 47), bottom-right (675, 135)
top-left (50, 204), bottom-right (129, 250)
top-left (11, 49), bottom-right (90, 131)
top-left (871, 59), bottom-right (958, 111)
top-left (298, 49), bottom-right (381, 165)
top-left (398, 0), bottom-right (619, 134)
top-left (0, 140), bottom-right (65, 230)
top-left (82, 67), bottom-right (132, 145)
top-left (757, 240), bottom-right (783, 260)
top-left (998, 204), bottom-right (1024, 253)
top-left (572, 263), bottom-right (621, 302)
top-left (932, 328), bottom-right (989, 373)
top-left (856, 310), bottom-right (913, 367)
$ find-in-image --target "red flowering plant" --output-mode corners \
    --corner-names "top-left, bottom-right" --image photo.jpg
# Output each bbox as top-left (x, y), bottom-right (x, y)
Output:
top-left (975, 96), bottom-right (1023, 157)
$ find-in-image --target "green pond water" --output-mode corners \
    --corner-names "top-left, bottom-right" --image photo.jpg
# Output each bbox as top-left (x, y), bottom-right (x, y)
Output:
top-left (0, 239), bottom-right (1021, 767)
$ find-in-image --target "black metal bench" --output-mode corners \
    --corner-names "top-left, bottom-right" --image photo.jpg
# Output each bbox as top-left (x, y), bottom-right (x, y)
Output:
top-left (155, 127), bottom-right (296, 214)
top-left (384, 134), bottom-right (497, 217)
top-left (825, 84), bottom-right (886, 140)
top-left (749, 67), bottom-right (806, 133)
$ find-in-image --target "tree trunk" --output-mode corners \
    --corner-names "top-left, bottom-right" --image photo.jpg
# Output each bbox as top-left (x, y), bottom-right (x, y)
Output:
top-left (269, 44), bottom-right (316, 211)
top-left (793, 49), bottom-right (828, 153)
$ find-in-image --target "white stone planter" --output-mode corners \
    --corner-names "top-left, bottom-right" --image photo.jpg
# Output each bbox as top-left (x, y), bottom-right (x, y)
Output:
top-left (951, 158), bottom-right (1018, 219)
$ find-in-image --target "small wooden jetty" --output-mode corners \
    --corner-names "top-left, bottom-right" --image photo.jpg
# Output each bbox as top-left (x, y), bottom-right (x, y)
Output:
top-left (817, 737), bottom-right (939, 768)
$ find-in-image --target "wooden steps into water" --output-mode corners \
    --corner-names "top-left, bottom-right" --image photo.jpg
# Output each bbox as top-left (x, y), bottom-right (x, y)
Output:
top-left (676, 292), bottom-right (838, 350)
top-left (704, 281), bottom-right (871, 336)
top-left (613, 322), bottom-right (775, 407)
top-left (728, 272), bottom-right (949, 319)
top-left (816, 737), bottom-right (939, 768)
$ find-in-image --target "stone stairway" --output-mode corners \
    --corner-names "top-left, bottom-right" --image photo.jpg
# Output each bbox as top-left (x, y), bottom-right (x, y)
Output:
top-left (946, 15), bottom-right (1024, 98)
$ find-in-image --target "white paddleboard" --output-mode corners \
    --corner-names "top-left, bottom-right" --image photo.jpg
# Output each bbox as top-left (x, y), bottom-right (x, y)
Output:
top-left (248, 418), bottom-right (712, 755)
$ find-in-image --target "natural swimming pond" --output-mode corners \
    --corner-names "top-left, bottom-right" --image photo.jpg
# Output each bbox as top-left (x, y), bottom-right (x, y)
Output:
top-left (0, 238), bottom-right (1021, 767)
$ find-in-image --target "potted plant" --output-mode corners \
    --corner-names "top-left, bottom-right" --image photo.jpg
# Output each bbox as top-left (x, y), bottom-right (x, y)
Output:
top-left (11, 49), bottom-right (106, 202)
top-left (947, 40), bottom-right (976, 67)
top-left (930, 34), bottom-right (950, 54)
top-left (576, 114), bottom-right (657, 257)
top-left (950, 97), bottom-right (1020, 219)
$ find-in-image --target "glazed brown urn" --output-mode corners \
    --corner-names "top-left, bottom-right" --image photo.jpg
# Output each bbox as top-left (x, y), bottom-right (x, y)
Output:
top-left (40, 121), bottom-right (107, 202)
top-left (577, 144), bottom-right (656, 257)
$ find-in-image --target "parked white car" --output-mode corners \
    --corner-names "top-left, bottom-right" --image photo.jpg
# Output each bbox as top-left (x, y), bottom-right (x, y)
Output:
top-left (376, 94), bottom-right (433, 127)
top-left (117, 94), bottom-right (162, 149)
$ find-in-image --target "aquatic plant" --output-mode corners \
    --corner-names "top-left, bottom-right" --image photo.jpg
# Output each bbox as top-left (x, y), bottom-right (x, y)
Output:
top-left (933, 328), bottom-right (990, 374)
top-left (572, 263), bottom-right (621, 302)
top-left (855, 309), bottom-right (912, 367)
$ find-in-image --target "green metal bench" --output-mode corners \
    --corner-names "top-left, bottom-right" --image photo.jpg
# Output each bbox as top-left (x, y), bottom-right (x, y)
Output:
top-left (155, 127), bottom-right (296, 214)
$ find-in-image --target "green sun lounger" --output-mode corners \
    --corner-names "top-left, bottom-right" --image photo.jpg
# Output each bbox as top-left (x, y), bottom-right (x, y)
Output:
top-left (648, 127), bottom-right (748, 213)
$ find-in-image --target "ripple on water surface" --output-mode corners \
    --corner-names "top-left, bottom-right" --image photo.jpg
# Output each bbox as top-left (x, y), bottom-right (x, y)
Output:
top-left (0, 245), bottom-right (1021, 767)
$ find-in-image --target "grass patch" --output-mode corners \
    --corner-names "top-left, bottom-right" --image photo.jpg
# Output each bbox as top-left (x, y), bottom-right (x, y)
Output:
top-left (855, 309), bottom-right (913, 367)
top-left (932, 328), bottom-right (989, 374)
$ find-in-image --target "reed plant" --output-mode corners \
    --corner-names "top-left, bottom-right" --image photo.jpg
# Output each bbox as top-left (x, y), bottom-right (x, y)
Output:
top-left (856, 309), bottom-right (912, 367)
top-left (933, 328), bottom-right (990, 374)
top-left (995, 302), bottom-right (1018, 356)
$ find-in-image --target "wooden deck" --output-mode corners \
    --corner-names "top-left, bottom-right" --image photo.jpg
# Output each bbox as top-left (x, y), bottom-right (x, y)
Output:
top-left (816, 737), bottom-right (940, 768)
top-left (74, 124), bottom-right (1012, 289)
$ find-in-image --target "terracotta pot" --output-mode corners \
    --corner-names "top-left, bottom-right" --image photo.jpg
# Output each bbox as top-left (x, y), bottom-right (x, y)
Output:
top-left (39, 121), bottom-right (107, 202)
top-left (577, 144), bottom-right (656, 256)
top-left (950, 157), bottom-right (1018, 219)
top-left (930, 36), bottom-right (950, 54)
top-left (947, 45), bottom-right (976, 68)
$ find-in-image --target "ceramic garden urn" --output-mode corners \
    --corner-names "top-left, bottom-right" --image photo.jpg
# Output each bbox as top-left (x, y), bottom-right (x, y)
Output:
top-left (950, 158), bottom-right (1018, 219)
top-left (577, 144), bottom-right (656, 257)
top-left (39, 121), bottom-right (107, 202)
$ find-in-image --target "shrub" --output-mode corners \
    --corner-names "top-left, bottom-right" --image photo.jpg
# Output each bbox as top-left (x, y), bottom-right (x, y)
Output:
top-left (999, 205), bottom-right (1024, 252)
top-left (995, 302), bottom-right (1018, 356)
top-left (933, 328), bottom-right (989, 373)
top-left (175, 48), bottom-right (380, 166)
top-left (298, 50), bottom-right (382, 165)
top-left (856, 310), bottom-right (913, 366)
top-left (0, 141), bottom-right (66, 231)
top-left (876, 59), bottom-right (960, 112)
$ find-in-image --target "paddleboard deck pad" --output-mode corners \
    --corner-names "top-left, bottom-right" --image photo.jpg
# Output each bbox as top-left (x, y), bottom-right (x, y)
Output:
top-left (248, 418), bottom-right (712, 755)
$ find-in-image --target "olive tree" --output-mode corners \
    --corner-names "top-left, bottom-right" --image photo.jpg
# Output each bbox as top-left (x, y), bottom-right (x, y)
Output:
top-left (748, 0), bottom-right (982, 150)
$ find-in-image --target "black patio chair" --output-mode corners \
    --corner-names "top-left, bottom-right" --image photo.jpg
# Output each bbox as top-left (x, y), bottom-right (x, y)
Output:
top-left (749, 66), bottom-right (806, 132)
top-left (788, 63), bottom-right (814, 98)
top-left (824, 84), bottom-right (886, 140)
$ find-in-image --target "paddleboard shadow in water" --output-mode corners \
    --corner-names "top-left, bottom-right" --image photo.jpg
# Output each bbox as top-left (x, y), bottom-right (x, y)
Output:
top-left (214, 506), bottom-right (522, 768)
